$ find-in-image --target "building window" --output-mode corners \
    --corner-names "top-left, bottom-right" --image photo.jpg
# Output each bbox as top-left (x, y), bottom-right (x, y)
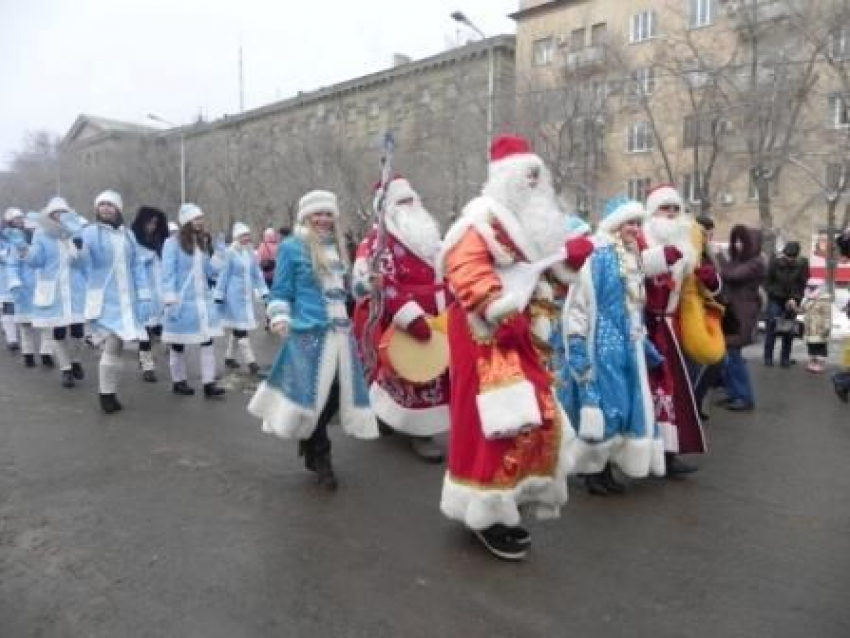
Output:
top-left (683, 115), bottom-right (728, 147)
top-left (533, 37), bottom-right (555, 65)
top-left (748, 170), bottom-right (780, 200)
top-left (630, 10), bottom-right (657, 44)
top-left (830, 95), bottom-right (850, 128)
top-left (829, 27), bottom-right (849, 61)
top-left (681, 171), bottom-right (705, 204)
top-left (627, 121), bottom-right (654, 153)
top-left (629, 67), bottom-right (656, 99)
top-left (570, 28), bottom-right (586, 51)
top-left (627, 177), bottom-right (652, 202)
top-left (689, 0), bottom-right (714, 29)
top-left (591, 23), bottom-right (607, 46)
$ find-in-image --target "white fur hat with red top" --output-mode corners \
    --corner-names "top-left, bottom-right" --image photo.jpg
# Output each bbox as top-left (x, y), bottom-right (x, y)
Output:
top-left (646, 184), bottom-right (685, 216)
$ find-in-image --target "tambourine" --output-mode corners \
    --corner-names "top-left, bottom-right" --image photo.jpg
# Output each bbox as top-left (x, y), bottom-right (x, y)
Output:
top-left (378, 314), bottom-right (449, 384)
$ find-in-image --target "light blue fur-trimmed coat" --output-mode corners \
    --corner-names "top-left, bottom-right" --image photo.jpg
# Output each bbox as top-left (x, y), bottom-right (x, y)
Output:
top-left (0, 241), bottom-right (12, 304)
top-left (4, 231), bottom-right (36, 323)
top-left (247, 232), bottom-right (377, 441)
top-left (213, 245), bottom-right (268, 330)
top-left (133, 238), bottom-right (164, 328)
top-left (80, 223), bottom-right (151, 342)
top-left (160, 236), bottom-right (223, 344)
top-left (24, 229), bottom-right (87, 328)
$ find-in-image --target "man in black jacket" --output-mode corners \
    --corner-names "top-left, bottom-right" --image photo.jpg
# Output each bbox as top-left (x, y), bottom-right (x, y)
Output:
top-left (763, 241), bottom-right (809, 367)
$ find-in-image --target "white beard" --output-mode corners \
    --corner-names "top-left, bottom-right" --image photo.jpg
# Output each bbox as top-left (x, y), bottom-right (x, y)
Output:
top-left (645, 214), bottom-right (696, 270)
top-left (386, 202), bottom-right (441, 265)
top-left (483, 164), bottom-right (566, 258)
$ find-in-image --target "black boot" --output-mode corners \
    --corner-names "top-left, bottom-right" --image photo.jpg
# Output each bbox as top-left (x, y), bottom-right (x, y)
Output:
top-left (142, 369), bottom-right (158, 383)
top-left (298, 441), bottom-right (317, 472)
top-left (7, 342), bottom-right (20, 352)
top-left (172, 381), bottom-right (195, 396)
top-left (473, 524), bottom-right (528, 561)
top-left (71, 362), bottom-right (85, 380)
top-left (224, 358), bottom-right (240, 370)
top-left (833, 372), bottom-right (850, 403)
top-left (41, 354), bottom-right (54, 367)
top-left (314, 450), bottom-right (338, 491)
top-left (584, 472), bottom-right (609, 496)
top-left (203, 382), bottom-right (226, 398)
top-left (665, 453), bottom-right (697, 478)
top-left (99, 393), bottom-right (123, 414)
top-left (377, 419), bottom-right (394, 437)
top-left (247, 362), bottom-right (261, 376)
top-left (600, 464), bottom-right (626, 494)
top-left (409, 436), bottom-right (444, 464)
top-left (61, 369), bottom-right (75, 388)
top-left (23, 354), bottom-right (36, 368)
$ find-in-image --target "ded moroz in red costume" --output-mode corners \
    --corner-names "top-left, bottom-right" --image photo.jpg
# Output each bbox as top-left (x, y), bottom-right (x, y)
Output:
top-left (352, 178), bottom-right (452, 443)
top-left (438, 135), bottom-right (594, 560)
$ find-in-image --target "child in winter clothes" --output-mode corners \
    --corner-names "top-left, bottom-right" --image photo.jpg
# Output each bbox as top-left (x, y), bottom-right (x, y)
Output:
top-left (801, 278), bottom-right (831, 373)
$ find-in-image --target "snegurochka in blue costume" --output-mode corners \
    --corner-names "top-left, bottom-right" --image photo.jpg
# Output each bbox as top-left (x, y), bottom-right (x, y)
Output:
top-left (248, 190), bottom-right (377, 491)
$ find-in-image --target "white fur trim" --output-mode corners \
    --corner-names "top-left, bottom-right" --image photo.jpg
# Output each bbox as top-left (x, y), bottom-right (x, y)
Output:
top-left (232, 222), bottom-right (250, 239)
top-left (610, 436), bottom-right (667, 478)
top-left (646, 187), bottom-right (684, 216)
top-left (488, 153), bottom-right (542, 181)
top-left (178, 203), bottom-right (203, 226)
top-left (642, 246), bottom-right (670, 278)
top-left (598, 201), bottom-right (646, 234)
top-left (549, 262), bottom-right (577, 285)
top-left (248, 382), bottom-right (315, 439)
top-left (659, 421), bottom-right (679, 454)
top-left (369, 382), bottom-right (449, 436)
top-left (297, 190), bottom-right (339, 223)
top-left (483, 292), bottom-right (519, 324)
top-left (336, 332), bottom-right (379, 439)
top-left (267, 300), bottom-right (291, 322)
top-left (578, 405), bottom-right (605, 441)
top-left (392, 300), bottom-right (425, 329)
top-left (476, 380), bottom-right (542, 440)
top-left (44, 197), bottom-right (70, 216)
top-left (385, 179), bottom-right (417, 208)
top-left (531, 315), bottom-right (552, 342)
top-left (4, 207), bottom-right (23, 222)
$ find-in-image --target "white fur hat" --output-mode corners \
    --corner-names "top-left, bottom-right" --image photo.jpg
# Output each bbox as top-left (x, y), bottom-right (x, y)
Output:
top-left (168, 221), bottom-right (179, 233)
top-left (645, 184), bottom-right (684, 216)
top-left (598, 196), bottom-right (647, 234)
top-left (232, 222), bottom-right (251, 240)
top-left (95, 189), bottom-right (123, 212)
top-left (297, 190), bottom-right (338, 223)
top-left (178, 203), bottom-right (203, 226)
top-left (44, 196), bottom-right (70, 216)
top-left (4, 207), bottom-right (24, 222)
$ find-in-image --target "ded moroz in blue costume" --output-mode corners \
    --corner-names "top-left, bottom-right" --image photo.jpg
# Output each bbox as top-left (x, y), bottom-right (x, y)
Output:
top-left (560, 197), bottom-right (666, 495)
top-left (248, 190), bottom-right (378, 491)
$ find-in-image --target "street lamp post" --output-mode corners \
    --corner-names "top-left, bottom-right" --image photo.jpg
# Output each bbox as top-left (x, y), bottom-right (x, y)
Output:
top-left (451, 11), bottom-right (495, 154)
top-left (147, 114), bottom-right (186, 204)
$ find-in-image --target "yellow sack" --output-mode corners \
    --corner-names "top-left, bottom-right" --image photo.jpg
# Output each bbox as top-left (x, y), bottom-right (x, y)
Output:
top-left (842, 338), bottom-right (850, 368)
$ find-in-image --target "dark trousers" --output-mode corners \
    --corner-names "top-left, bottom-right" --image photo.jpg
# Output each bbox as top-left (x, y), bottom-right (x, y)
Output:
top-left (304, 375), bottom-right (340, 456)
top-left (763, 301), bottom-right (794, 365)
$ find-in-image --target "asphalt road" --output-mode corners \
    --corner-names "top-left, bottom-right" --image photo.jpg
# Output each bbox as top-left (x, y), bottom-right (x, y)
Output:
top-left (1, 335), bottom-right (848, 638)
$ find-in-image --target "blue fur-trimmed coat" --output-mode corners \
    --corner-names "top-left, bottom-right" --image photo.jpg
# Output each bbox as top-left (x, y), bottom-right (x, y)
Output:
top-left (5, 230), bottom-right (38, 323)
top-left (160, 236), bottom-right (223, 344)
top-left (132, 237), bottom-right (164, 328)
top-left (24, 229), bottom-right (87, 328)
top-left (560, 237), bottom-right (665, 478)
top-left (80, 223), bottom-right (151, 341)
top-left (213, 245), bottom-right (268, 330)
top-left (247, 232), bottom-right (377, 441)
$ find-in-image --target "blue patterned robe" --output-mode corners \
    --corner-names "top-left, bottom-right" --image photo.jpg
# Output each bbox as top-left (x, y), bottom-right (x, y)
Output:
top-left (247, 233), bottom-right (376, 440)
top-left (560, 238), bottom-right (665, 478)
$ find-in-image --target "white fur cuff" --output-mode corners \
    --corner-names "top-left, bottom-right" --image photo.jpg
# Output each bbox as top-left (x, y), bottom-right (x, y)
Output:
top-left (484, 292), bottom-right (519, 324)
top-left (393, 300), bottom-right (425, 329)
top-left (578, 405), bottom-right (605, 442)
top-left (477, 380), bottom-right (542, 440)
top-left (642, 246), bottom-right (670, 278)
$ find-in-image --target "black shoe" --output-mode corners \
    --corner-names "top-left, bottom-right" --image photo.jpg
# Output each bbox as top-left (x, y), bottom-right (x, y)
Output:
top-left (71, 362), bottom-right (84, 380)
top-left (665, 454), bottom-right (697, 479)
top-left (780, 359), bottom-right (796, 368)
top-left (23, 354), bottom-right (36, 368)
top-left (601, 464), bottom-right (626, 494)
top-left (377, 419), bottom-right (394, 437)
top-left (203, 382), bottom-right (226, 398)
top-left (224, 358), bottom-right (240, 370)
top-left (473, 525), bottom-right (528, 561)
top-left (410, 436), bottom-right (444, 464)
top-left (724, 399), bottom-right (754, 412)
top-left (61, 370), bottom-right (75, 388)
top-left (314, 453), bottom-right (338, 491)
top-left (142, 369), bottom-right (157, 383)
top-left (7, 343), bottom-right (20, 352)
top-left (299, 441), bottom-right (317, 472)
top-left (247, 362), bottom-right (261, 376)
top-left (489, 523), bottom-right (531, 548)
top-left (584, 472), bottom-right (610, 496)
top-left (41, 354), bottom-right (54, 368)
top-left (172, 381), bottom-right (195, 396)
top-left (699, 410), bottom-right (710, 420)
top-left (99, 393), bottom-right (123, 414)
top-left (764, 359), bottom-right (774, 367)
top-left (832, 375), bottom-right (849, 403)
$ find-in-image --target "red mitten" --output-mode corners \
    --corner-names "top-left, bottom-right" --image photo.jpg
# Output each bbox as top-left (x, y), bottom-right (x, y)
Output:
top-left (663, 245), bottom-right (683, 265)
top-left (695, 264), bottom-right (719, 290)
top-left (406, 316), bottom-right (432, 342)
top-left (565, 237), bottom-right (595, 271)
top-left (494, 312), bottom-right (531, 349)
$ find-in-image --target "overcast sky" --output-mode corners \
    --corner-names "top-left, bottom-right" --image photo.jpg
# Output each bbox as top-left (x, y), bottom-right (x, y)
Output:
top-left (0, 0), bottom-right (517, 167)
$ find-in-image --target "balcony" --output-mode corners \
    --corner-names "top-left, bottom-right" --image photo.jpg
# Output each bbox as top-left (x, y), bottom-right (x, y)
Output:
top-left (564, 45), bottom-right (606, 73)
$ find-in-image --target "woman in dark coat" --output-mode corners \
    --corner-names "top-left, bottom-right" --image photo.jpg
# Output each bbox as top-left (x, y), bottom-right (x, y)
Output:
top-left (718, 225), bottom-right (766, 410)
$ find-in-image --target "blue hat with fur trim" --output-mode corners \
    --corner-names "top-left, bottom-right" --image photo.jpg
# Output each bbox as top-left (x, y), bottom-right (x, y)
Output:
top-left (598, 195), bottom-right (646, 233)
top-left (565, 215), bottom-right (592, 239)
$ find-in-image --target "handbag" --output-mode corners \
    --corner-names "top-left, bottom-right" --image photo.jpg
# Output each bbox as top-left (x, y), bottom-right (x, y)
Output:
top-left (775, 315), bottom-right (801, 337)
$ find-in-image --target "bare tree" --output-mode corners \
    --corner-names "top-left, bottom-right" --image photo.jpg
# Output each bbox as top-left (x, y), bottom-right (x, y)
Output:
top-left (0, 130), bottom-right (61, 211)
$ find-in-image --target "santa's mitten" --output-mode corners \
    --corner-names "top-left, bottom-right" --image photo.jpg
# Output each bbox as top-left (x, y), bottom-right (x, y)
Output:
top-left (564, 237), bottom-right (595, 271)
top-left (695, 264), bottom-right (720, 291)
top-left (663, 245), bottom-right (683, 265)
top-left (406, 316), bottom-right (432, 343)
top-left (494, 312), bottom-right (530, 349)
